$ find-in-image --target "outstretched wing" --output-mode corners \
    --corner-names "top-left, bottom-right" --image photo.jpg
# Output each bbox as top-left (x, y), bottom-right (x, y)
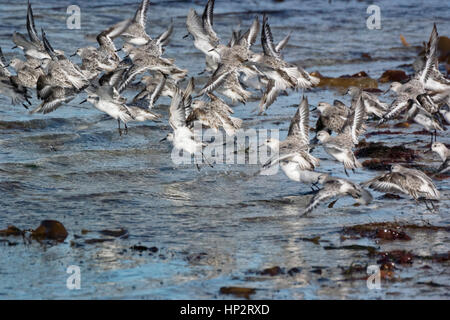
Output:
top-left (261, 14), bottom-right (280, 58)
top-left (288, 95), bottom-right (310, 147)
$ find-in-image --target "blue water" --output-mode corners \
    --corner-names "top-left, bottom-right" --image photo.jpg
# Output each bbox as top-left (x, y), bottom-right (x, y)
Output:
top-left (0, 0), bottom-right (449, 299)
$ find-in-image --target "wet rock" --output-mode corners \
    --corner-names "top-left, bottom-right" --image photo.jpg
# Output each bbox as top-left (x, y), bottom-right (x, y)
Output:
top-left (394, 121), bottom-right (411, 128)
top-left (130, 245), bottom-right (159, 253)
top-left (355, 142), bottom-right (418, 163)
top-left (324, 245), bottom-right (378, 253)
top-left (31, 220), bottom-right (68, 242)
top-left (219, 287), bottom-right (256, 299)
top-left (379, 70), bottom-right (409, 83)
top-left (342, 222), bottom-right (413, 241)
top-left (361, 158), bottom-right (391, 171)
top-left (310, 71), bottom-right (378, 89)
top-left (300, 236), bottom-right (321, 245)
top-left (381, 193), bottom-right (402, 199)
top-left (377, 250), bottom-right (414, 265)
top-left (260, 266), bottom-right (284, 276)
top-left (84, 238), bottom-right (115, 244)
top-left (99, 228), bottom-right (128, 238)
top-left (376, 228), bottom-right (411, 241)
top-left (287, 267), bottom-right (302, 276)
top-left (0, 225), bottom-right (24, 237)
top-left (339, 71), bottom-right (369, 78)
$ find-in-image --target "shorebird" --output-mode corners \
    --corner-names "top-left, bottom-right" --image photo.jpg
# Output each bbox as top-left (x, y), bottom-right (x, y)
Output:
top-left (347, 86), bottom-right (387, 119)
top-left (316, 96), bottom-right (366, 176)
top-left (117, 51), bottom-right (187, 92)
top-left (185, 0), bottom-right (221, 73)
top-left (262, 96), bottom-right (321, 189)
top-left (314, 100), bottom-right (352, 135)
top-left (12, 1), bottom-right (64, 60)
top-left (119, 0), bottom-right (151, 45)
top-left (161, 85), bottom-right (212, 169)
top-left (248, 14), bottom-right (319, 114)
top-left (132, 72), bottom-right (167, 109)
top-left (38, 29), bottom-right (89, 91)
top-left (187, 91), bottom-right (243, 136)
top-left (0, 47), bottom-right (31, 108)
top-left (81, 69), bottom-right (161, 134)
top-left (300, 174), bottom-right (373, 216)
top-left (431, 142), bottom-right (449, 174)
top-left (30, 86), bottom-right (77, 114)
top-left (117, 0), bottom-right (174, 49)
top-left (379, 24), bottom-right (440, 124)
top-left (72, 19), bottom-right (131, 78)
top-left (363, 164), bottom-right (440, 211)
top-left (8, 57), bottom-right (44, 88)
top-left (439, 104), bottom-right (450, 124)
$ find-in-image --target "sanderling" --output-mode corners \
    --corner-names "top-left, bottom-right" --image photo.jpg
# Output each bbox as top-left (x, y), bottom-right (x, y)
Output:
top-left (12, 1), bottom-right (64, 60)
top-left (363, 164), bottom-right (440, 211)
top-left (132, 72), bottom-right (167, 109)
top-left (409, 106), bottom-right (445, 145)
top-left (39, 29), bottom-right (89, 91)
top-left (316, 96), bottom-right (366, 176)
top-left (161, 84), bottom-right (212, 169)
top-left (30, 86), bottom-right (77, 114)
top-left (263, 96), bottom-right (321, 188)
top-left (439, 105), bottom-right (450, 124)
top-left (119, 0), bottom-right (152, 45)
top-left (81, 69), bottom-right (161, 134)
top-left (431, 142), bottom-right (449, 174)
top-left (380, 25), bottom-right (440, 123)
top-left (117, 50), bottom-right (187, 92)
top-left (187, 91), bottom-right (243, 136)
top-left (314, 100), bottom-right (352, 135)
top-left (300, 174), bottom-right (372, 216)
top-left (8, 57), bottom-right (44, 88)
top-left (73, 20), bottom-right (131, 79)
top-left (185, 0), bottom-right (221, 73)
top-left (347, 86), bottom-right (387, 119)
top-left (249, 14), bottom-right (319, 114)
top-left (0, 47), bottom-right (31, 108)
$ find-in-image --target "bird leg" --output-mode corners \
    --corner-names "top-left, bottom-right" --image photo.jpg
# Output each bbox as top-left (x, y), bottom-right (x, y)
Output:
top-left (124, 123), bottom-right (128, 135)
top-left (202, 152), bottom-right (214, 168)
top-left (117, 119), bottom-right (122, 136)
top-left (344, 168), bottom-right (349, 177)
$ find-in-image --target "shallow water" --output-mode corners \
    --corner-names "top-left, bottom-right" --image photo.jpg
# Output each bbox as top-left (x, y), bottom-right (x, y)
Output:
top-left (0, 0), bottom-right (449, 299)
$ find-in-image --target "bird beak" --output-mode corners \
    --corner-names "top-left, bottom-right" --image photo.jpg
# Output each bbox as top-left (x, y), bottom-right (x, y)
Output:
top-left (70, 53), bottom-right (77, 57)
top-left (116, 48), bottom-right (122, 52)
top-left (80, 99), bottom-right (87, 104)
top-left (182, 34), bottom-right (190, 39)
top-left (310, 106), bottom-right (317, 111)
top-left (35, 66), bottom-right (41, 70)
top-left (159, 136), bottom-right (167, 142)
top-left (11, 46), bottom-right (17, 49)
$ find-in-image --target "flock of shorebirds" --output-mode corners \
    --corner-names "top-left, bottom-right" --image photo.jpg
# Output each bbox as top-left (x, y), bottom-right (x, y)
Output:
top-left (0, 0), bottom-right (449, 216)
